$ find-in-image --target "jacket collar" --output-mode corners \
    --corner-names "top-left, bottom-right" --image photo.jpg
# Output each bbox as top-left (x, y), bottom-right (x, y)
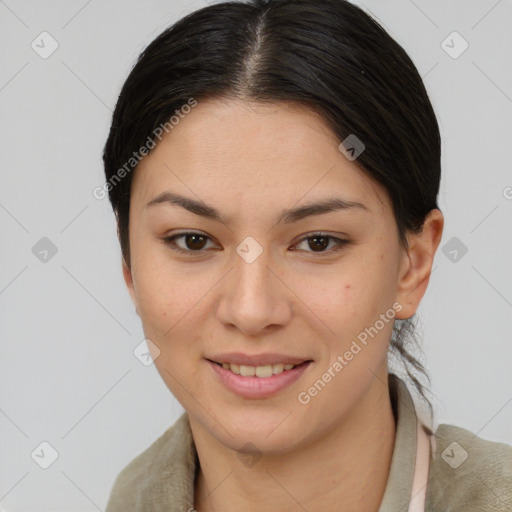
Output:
top-left (378, 373), bottom-right (424, 511)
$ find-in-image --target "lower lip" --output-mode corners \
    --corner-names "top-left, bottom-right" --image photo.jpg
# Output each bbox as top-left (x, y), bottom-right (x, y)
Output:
top-left (208, 360), bottom-right (311, 399)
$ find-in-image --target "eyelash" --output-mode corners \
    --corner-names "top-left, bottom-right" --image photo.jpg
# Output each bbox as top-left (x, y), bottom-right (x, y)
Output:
top-left (161, 231), bottom-right (348, 257)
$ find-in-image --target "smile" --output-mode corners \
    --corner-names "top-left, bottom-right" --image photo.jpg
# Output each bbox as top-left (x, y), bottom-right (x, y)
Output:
top-left (208, 358), bottom-right (312, 399)
top-left (216, 362), bottom-right (297, 377)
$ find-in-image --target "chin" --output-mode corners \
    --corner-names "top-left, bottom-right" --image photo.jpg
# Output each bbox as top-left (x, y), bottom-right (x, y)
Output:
top-left (226, 428), bottom-right (304, 457)
top-left (200, 406), bottom-right (310, 454)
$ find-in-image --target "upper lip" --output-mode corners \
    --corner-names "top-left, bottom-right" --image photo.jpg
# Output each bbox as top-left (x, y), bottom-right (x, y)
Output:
top-left (207, 353), bottom-right (311, 366)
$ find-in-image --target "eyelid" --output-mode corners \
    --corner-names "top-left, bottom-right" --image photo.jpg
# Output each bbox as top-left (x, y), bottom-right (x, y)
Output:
top-left (161, 230), bottom-right (219, 256)
top-left (161, 230), bottom-right (349, 257)
top-left (291, 232), bottom-right (348, 255)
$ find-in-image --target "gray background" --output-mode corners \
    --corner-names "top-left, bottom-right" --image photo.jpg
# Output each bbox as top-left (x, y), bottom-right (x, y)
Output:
top-left (1, 0), bottom-right (511, 510)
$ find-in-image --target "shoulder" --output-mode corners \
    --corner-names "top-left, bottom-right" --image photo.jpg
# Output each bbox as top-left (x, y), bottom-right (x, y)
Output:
top-left (427, 423), bottom-right (512, 511)
top-left (105, 413), bottom-right (196, 512)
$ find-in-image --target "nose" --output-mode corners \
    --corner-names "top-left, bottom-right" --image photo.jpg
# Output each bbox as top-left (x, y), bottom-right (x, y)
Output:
top-left (215, 245), bottom-right (292, 337)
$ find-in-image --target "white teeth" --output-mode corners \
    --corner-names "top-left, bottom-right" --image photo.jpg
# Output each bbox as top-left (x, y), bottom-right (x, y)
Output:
top-left (240, 365), bottom-right (255, 377)
top-left (272, 364), bottom-right (284, 375)
top-left (221, 362), bottom-right (298, 377)
top-left (255, 365), bottom-right (273, 378)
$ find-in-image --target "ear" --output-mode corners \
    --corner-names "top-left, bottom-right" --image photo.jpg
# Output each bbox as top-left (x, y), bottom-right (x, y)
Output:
top-left (122, 256), bottom-right (140, 317)
top-left (395, 209), bottom-right (444, 319)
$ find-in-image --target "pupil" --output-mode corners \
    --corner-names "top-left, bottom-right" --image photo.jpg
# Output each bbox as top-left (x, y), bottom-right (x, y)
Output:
top-left (186, 234), bottom-right (206, 250)
top-left (309, 236), bottom-right (329, 252)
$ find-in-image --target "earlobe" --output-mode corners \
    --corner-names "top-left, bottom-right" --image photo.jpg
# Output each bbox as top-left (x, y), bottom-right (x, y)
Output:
top-left (395, 209), bottom-right (444, 319)
top-left (122, 257), bottom-right (140, 316)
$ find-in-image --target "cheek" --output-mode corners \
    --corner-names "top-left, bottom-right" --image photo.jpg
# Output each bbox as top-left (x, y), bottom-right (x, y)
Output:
top-left (131, 241), bottom-right (191, 326)
top-left (135, 269), bottom-right (172, 328)
top-left (299, 250), bottom-right (398, 340)
top-left (134, 267), bottom-right (204, 397)
top-left (131, 251), bottom-right (214, 363)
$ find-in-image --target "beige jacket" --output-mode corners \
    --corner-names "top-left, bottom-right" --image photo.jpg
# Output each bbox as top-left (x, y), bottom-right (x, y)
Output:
top-left (105, 374), bottom-right (512, 511)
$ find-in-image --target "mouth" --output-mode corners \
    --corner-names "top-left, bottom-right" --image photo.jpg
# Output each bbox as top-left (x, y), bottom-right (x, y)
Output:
top-left (206, 355), bottom-right (313, 399)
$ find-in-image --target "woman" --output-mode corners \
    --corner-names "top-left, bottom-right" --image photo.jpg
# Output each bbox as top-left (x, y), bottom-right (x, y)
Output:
top-left (101, 0), bottom-right (512, 510)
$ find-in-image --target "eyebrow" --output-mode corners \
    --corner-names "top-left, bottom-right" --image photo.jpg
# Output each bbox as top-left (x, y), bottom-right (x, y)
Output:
top-left (145, 191), bottom-right (369, 224)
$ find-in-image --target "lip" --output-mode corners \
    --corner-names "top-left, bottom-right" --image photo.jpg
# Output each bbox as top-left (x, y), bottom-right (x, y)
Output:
top-left (207, 359), bottom-right (312, 399)
top-left (207, 352), bottom-right (309, 366)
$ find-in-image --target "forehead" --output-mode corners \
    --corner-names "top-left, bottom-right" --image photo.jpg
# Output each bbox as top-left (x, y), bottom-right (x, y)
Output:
top-left (131, 98), bottom-right (389, 216)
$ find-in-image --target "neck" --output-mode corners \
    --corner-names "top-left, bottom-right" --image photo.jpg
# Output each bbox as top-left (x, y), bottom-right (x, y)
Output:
top-left (192, 368), bottom-right (396, 512)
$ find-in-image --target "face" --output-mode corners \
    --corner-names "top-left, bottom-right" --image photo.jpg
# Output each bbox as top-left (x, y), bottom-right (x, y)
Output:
top-left (123, 98), bottom-right (430, 455)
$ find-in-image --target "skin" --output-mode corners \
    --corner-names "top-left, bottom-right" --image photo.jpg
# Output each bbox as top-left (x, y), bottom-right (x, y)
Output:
top-left (122, 97), bottom-right (444, 512)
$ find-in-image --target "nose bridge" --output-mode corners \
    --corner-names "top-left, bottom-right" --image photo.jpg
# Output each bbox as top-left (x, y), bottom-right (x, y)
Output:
top-left (236, 249), bottom-right (272, 297)
top-left (233, 240), bottom-right (276, 310)
top-left (217, 237), bottom-right (290, 333)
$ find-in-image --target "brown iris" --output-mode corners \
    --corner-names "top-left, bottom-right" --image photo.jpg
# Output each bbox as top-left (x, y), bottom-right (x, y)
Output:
top-left (307, 235), bottom-right (330, 252)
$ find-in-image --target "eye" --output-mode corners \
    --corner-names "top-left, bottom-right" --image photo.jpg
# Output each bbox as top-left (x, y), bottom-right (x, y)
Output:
top-left (162, 231), bottom-right (218, 255)
top-left (292, 232), bottom-right (348, 255)
top-left (161, 231), bottom-right (348, 257)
